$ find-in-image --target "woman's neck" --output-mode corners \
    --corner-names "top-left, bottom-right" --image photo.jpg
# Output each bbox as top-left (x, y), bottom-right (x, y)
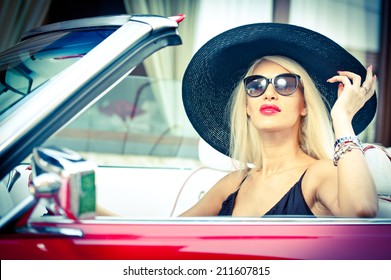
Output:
top-left (257, 131), bottom-right (311, 176)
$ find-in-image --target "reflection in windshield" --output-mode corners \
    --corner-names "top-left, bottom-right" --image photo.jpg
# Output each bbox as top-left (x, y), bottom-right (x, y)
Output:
top-left (1, 65), bottom-right (33, 95)
top-left (45, 75), bottom-right (200, 168)
top-left (0, 29), bottom-right (115, 116)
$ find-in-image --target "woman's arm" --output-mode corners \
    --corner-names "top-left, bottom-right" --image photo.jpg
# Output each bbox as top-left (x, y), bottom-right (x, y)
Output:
top-left (318, 66), bottom-right (378, 217)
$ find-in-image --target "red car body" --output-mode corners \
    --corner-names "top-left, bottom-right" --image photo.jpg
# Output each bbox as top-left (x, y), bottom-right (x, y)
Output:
top-left (2, 215), bottom-right (391, 259)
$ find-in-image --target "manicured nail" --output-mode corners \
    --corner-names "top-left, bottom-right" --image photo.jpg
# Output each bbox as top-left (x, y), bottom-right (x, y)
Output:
top-left (338, 83), bottom-right (344, 88)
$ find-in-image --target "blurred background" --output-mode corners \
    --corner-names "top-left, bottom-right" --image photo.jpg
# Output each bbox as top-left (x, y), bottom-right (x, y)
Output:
top-left (0, 0), bottom-right (389, 147)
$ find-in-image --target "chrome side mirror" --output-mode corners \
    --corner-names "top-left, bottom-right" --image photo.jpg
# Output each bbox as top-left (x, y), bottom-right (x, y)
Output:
top-left (30, 173), bottom-right (67, 217)
top-left (15, 172), bottom-right (83, 237)
top-left (30, 173), bottom-right (61, 197)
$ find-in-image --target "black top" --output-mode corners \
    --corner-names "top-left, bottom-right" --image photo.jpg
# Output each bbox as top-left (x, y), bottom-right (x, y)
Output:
top-left (218, 171), bottom-right (315, 217)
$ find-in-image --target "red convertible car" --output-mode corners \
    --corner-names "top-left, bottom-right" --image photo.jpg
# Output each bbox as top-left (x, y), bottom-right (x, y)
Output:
top-left (0, 14), bottom-right (391, 260)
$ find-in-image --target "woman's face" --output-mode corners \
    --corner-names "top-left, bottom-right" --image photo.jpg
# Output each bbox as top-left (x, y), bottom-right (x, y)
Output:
top-left (246, 60), bottom-right (307, 133)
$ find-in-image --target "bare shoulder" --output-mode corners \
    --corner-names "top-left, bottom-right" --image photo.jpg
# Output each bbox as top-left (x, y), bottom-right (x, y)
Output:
top-left (306, 158), bottom-right (337, 183)
top-left (179, 169), bottom-right (248, 216)
top-left (213, 170), bottom-right (249, 198)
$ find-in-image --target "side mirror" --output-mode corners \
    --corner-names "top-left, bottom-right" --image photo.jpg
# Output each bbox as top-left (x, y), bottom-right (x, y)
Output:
top-left (30, 173), bottom-right (68, 217)
top-left (30, 173), bottom-right (61, 197)
top-left (16, 172), bottom-right (83, 237)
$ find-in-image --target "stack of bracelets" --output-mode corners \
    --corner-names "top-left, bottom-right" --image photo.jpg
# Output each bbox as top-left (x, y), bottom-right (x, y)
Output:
top-left (333, 136), bottom-right (364, 166)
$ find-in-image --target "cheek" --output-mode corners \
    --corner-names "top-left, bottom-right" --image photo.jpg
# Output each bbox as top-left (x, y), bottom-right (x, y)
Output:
top-left (246, 99), bottom-right (257, 117)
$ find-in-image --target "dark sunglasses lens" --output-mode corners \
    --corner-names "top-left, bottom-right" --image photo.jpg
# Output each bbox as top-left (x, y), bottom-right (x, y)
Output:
top-left (274, 75), bottom-right (298, 95)
top-left (245, 77), bottom-right (267, 97)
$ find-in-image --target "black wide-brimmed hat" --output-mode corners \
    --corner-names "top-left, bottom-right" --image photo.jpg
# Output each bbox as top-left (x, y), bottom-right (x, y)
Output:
top-left (182, 23), bottom-right (377, 156)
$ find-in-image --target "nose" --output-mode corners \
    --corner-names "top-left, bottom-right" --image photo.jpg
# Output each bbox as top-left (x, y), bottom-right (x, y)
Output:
top-left (263, 83), bottom-right (278, 100)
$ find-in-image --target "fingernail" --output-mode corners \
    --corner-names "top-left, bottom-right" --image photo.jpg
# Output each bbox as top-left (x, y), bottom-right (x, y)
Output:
top-left (338, 83), bottom-right (344, 88)
top-left (369, 65), bottom-right (373, 70)
top-left (374, 75), bottom-right (377, 81)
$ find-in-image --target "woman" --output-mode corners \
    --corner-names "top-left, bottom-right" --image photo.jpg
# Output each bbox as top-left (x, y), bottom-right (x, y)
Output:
top-left (180, 23), bottom-right (378, 217)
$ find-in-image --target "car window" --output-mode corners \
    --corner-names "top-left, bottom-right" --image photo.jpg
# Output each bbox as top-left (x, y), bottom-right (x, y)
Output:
top-left (0, 29), bottom-right (116, 116)
top-left (0, 16), bottom-right (195, 222)
top-left (30, 70), bottom-right (203, 218)
top-left (0, 70), bottom-right (203, 221)
top-left (0, 74), bottom-right (202, 220)
top-left (44, 74), bottom-right (201, 169)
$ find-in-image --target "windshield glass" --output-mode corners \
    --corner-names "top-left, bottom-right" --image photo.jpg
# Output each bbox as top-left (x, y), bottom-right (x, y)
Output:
top-left (0, 74), bottom-right (202, 220)
top-left (0, 29), bottom-right (116, 116)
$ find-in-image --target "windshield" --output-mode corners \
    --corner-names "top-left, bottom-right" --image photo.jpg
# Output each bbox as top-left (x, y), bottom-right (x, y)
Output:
top-left (0, 28), bottom-right (116, 116)
top-left (0, 74), bottom-right (201, 220)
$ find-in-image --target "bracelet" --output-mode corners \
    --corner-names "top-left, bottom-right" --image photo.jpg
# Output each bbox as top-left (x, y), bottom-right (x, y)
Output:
top-left (333, 143), bottom-right (364, 166)
top-left (334, 135), bottom-right (363, 150)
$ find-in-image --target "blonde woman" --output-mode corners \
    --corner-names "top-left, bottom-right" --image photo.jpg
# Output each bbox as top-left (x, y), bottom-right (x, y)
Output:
top-left (181, 23), bottom-right (378, 217)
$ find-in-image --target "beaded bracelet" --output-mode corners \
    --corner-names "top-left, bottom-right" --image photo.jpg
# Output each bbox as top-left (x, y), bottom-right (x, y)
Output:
top-left (334, 135), bottom-right (363, 150)
top-left (333, 143), bottom-right (363, 166)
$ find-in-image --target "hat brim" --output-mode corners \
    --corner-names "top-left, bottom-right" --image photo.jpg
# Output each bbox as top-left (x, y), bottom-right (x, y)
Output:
top-left (182, 23), bottom-right (377, 156)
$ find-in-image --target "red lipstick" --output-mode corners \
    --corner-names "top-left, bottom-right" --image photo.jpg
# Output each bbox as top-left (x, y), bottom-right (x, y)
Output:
top-left (260, 104), bottom-right (281, 115)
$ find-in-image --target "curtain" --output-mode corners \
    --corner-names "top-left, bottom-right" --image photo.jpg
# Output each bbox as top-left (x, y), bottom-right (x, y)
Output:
top-left (289, 0), bottom-right (382, 143)
top-left (123, 0), bottom-right (201, 131)
top-left (376, 0), bottom-right (391, 147)
top-left (123, 0), bottom-right (273, 131)
top-left (193, 0), bottom-right (273, 51)
top-left (123, 0), bottom-right (273, 77)
top-left (123, 0), bottom-right (200, 80)
top-left (0, 0), bottom-right (52, 52)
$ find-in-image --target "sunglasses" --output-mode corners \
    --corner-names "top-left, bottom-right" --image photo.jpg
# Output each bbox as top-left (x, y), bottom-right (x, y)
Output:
top-left (243, 73), bottom-right (301, 97)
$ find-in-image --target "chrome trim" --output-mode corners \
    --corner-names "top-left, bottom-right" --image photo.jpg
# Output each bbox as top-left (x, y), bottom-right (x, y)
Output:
top-left (16, 225), bottom-right (84, 237)
top-left (21, 15), bottom-right (132, 39)
top-left (130, 14), bottom-right (179, 32)
top-left (28, 216), bottom-right (77, 224)
top-left (21, 14), bottom-right (179, 40)
top-left (20, 216), bottom-right (391, 226)
top-left (89, 216), bottom-right (391, 225)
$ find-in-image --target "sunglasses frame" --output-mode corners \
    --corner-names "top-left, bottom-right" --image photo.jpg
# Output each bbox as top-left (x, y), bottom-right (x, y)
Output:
top-left (243, 73), bottom-right (301, 97)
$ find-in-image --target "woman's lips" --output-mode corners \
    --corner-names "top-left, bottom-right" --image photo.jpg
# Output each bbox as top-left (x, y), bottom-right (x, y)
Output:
top-left (259, 104), bottom-right (281, 115)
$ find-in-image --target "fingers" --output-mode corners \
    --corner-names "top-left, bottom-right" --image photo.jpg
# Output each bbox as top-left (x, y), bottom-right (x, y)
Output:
top-left (337, 83), bottom-right (344, 97)
top-left (327, 66), bottom-right (376, 98)
top-left (363, 66), bottom-right (377, 98)
top-left (361, 65), bottom-right (373, 93)
top-left (327, 74), bottom-right (351, 86)
top-left (364, 75), bottom-right (376, 101)
top-left (370, 75), bottom-right (377, 92)
top-left (337, 70), bottom-right (362, 87)
top-left (365, 65), bottom-right (373, 83)
top-left (327, 71), bottom-right (361, 86)
top-left (328, 66), bottom-right (376, 121)
top-left (362, 66), bottom-right (376, 101)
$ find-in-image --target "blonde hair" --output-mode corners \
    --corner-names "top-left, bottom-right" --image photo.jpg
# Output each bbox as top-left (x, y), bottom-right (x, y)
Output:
top-left (229, 55), bottom-right (334, 170)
